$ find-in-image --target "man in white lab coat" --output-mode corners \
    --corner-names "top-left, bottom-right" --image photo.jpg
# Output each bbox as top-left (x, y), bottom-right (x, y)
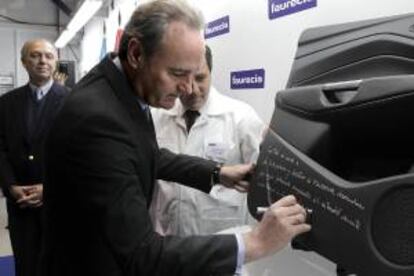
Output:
top-left (150, 45), bottom-right (265, 236)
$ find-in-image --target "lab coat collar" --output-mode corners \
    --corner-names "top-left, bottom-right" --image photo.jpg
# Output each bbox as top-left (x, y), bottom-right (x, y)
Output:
top-left (161, 86), bottom-right (227, 118)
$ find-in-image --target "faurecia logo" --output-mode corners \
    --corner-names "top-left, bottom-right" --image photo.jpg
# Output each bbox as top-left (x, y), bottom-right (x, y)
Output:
top-left (205, 16), bottom-right (230, 39)
top-left (269, 0), bottom-right (317, 20)
top-left (231, 69), bottom-right (265, 90)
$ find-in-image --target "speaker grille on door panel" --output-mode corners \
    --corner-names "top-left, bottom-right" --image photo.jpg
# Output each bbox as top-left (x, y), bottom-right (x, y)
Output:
top-left (372, 186), bottom-right (414, 265)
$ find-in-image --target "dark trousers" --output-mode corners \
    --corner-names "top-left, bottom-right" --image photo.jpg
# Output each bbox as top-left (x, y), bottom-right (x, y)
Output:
top-left (6, 201), bottom-right (43, 276)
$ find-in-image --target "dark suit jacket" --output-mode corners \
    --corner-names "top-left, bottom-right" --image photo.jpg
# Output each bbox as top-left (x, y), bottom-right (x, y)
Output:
top-left (0, 82), bottom-right (69, 199)
top-left (41, 55), bottom-right (238, 276)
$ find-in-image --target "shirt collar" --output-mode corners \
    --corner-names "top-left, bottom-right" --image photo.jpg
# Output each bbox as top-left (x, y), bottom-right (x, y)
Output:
top-left (112, 56), bottom-right (148, 111)
top-left (113, 56), bottom-right (124, 73)
top-left (163, 86), bottom-right (223, 118)
top-left (29, 78), bottom-right (54, 96)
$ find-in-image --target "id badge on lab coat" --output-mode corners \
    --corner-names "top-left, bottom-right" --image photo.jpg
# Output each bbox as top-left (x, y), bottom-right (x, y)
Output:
top-left (204, 141), bottom-right (229, 163)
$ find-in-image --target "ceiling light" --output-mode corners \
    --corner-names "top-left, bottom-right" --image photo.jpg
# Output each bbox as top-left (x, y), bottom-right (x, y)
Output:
top-left (55, 0), bottom-right (103, 48)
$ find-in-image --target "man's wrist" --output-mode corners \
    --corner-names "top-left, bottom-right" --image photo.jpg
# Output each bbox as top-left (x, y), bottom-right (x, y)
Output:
top-left (211, 163), bottom-right (222, 186)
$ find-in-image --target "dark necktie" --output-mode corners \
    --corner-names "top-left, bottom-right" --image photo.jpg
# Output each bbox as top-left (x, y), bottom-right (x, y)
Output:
top-left (183, 110), bottom-right (200, 131)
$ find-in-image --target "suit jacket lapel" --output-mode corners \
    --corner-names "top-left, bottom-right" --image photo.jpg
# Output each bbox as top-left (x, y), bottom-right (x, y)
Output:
top-left (98, 55), bottom-right (159, 198)
top-left (99, 56), bottom-right (158, 142)
top-left (31, 82), bottom-right (61, 141)
top-left (20, 85), bottom-right (32, 146)
top-left (100, 57), bottom-right (148, 125)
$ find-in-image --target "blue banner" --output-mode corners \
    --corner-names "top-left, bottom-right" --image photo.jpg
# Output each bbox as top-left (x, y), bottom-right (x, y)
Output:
top-left (231, 69), bottom-right (265, 89)
top-left (205, 16), bottom-right (230, 39)
top-left (269, 0), bottom-right (317, 20)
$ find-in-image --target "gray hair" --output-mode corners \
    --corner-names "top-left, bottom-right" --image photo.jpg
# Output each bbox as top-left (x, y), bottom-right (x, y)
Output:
top-left (20, 39), bottom-right (57, 61)
top-left (118, 0), bottom-right (204, 60)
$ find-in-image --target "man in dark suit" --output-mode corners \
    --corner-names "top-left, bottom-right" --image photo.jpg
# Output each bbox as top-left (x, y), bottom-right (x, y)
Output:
top-left (41, 1), bottom-right (311, 276)
top-left (0, 38), bottom-right (69, 276)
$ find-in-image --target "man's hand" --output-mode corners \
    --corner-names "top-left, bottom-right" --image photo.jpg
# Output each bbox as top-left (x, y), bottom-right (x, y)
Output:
top-left (219, 163), bottom-right (254, 193)
top-left (9, 184), bottom-right (43, 208)
top-left (242, 195), bottom-right (311, 263)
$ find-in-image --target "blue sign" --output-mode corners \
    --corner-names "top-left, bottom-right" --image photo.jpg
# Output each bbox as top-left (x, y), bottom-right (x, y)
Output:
top-left (231, 69), bottom-right (265, 89)
top-left (205, 16), bottom-right (230, 39)
top-left (269, 0), bottom-right (317, 20)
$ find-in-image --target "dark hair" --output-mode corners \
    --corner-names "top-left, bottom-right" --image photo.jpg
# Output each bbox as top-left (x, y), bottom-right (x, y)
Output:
top-left (205, 44), bottom-right (212, 72)
top-left (118, 0), bottom-right (204, 60)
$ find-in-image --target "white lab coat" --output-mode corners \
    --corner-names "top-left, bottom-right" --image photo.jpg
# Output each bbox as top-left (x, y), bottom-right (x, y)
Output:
top-left (150, 87), bottom-right (265, 236)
